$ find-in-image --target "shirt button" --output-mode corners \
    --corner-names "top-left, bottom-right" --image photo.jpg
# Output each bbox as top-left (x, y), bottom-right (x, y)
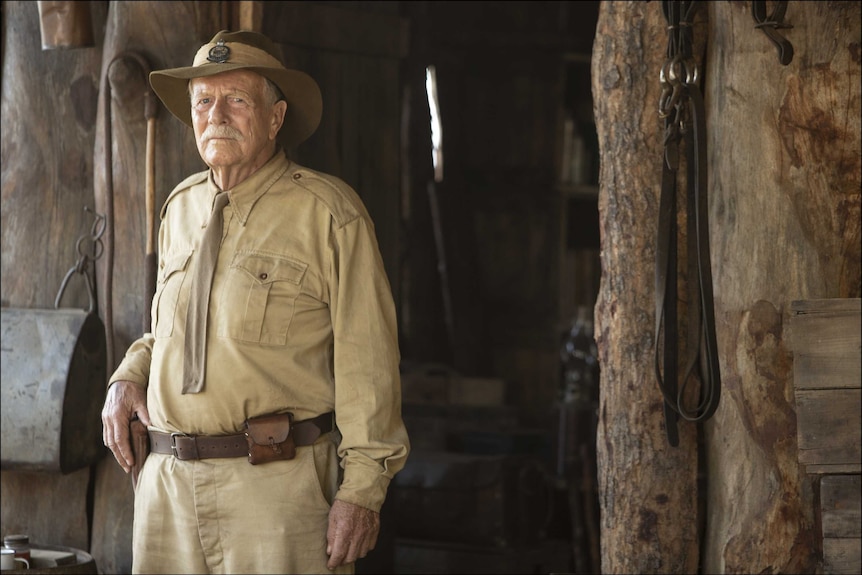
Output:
top-left (293, 173), bottom-right (302, 179)
top-left (259, 273), bottom-right (268, 280)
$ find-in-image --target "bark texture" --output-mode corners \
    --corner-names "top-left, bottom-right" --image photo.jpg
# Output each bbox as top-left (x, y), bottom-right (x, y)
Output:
top-left (593, 2), bottom-right (701, 573)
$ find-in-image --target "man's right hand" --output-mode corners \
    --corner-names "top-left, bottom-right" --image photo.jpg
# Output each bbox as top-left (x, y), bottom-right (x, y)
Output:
top-left (101, 380), bottom-right (151, 474)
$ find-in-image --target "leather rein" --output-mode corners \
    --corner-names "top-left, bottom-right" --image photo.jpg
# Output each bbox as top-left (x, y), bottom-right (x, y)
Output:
top-left (654, 0), bottom-right (721, 446)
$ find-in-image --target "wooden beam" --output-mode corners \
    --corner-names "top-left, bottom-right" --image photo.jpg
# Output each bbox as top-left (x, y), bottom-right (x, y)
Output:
top-left (795, 389), bottom-right (861, 468)
top-left (792, 299), bottom-right (862, 391)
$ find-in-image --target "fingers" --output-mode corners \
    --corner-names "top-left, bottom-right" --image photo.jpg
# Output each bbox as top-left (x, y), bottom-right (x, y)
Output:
top-left (104, 416), bottom-right (133, 473)
top-left (101, 406), bottom-right (133, 472)
top-left (100, 380), bottom-right (148, 473)
top-left (326, 533), bottom-right (365, 570)
top-left (325, 514), bottom-right (344, 569)
top-left (327, 537), bottom-right (368, 570)
top-left (326, 501), bottom-right (380, 569)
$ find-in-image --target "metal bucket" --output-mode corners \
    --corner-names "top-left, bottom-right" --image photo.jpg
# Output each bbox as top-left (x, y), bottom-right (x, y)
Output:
top-left (1, 308), bottom-right (107, 473)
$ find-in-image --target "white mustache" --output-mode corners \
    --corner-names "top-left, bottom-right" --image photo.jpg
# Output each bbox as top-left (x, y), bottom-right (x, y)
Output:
top-left (202, 126), bottom-right (243, 141)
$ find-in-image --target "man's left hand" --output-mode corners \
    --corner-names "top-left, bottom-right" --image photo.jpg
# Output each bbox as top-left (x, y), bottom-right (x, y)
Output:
top-left (325, 499), bottom-right (380, 570)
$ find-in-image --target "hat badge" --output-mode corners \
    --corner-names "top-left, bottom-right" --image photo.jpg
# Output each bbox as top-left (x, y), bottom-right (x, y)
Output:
top-left (207, 40), bottom-right (230, 63)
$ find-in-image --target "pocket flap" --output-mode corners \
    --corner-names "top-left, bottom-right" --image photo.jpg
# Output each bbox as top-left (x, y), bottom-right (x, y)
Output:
top-left (160, 250), bottom-right (192, 279)
top-left (244, 412), bottom-right (293, 445)
top-left (233, 253), bottom-right (307, 286)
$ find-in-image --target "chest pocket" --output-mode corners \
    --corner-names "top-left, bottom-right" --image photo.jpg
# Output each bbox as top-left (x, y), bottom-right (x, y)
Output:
top-left (153, 250), bottom-right (192, 338)
top-left (218, 251), bottom-right (307, 345)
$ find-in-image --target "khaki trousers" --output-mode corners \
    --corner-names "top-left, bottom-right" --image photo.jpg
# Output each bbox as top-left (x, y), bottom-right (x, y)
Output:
top-left (132, 434), bottom-right (352, 574)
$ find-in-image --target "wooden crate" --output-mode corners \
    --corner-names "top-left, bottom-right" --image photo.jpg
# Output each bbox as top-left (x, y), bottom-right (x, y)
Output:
top-left (791, 299), bottom-right (861, 475)
top-left (791, 299), bottom-right (861, 575)
top-left (821, 475), bottom-right (861, 575)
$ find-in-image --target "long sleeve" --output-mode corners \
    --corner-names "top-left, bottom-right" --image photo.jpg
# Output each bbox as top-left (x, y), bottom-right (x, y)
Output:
top-left (329, 214), bottom-right (410, 511)
top-left (109, 333), bottom-right (154, 388)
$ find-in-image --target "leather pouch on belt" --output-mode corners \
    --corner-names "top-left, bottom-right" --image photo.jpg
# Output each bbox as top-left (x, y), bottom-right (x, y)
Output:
top-left (244, 412), bottom-right (296, 465)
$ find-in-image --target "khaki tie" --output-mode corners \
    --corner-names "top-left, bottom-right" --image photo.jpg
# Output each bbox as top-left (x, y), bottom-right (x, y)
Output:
top-left (182, 191), bottom-right (229, 394)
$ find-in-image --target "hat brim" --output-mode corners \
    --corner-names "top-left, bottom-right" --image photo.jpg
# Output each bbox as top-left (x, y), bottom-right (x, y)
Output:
top-left (150, 62), bottom-right (322, 149)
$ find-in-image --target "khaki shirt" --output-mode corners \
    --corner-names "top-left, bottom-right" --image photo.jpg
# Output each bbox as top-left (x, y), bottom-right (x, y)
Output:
top-left (110, 151), bottom-right (409, 512)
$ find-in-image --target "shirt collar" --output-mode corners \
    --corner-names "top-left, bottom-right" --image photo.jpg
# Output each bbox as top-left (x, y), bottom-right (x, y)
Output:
top-left (206, 150), bottom-right (290, 225)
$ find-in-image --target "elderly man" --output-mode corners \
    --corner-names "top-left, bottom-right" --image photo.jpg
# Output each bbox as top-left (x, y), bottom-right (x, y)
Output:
top-left (101, 30), bottom-right (409, 574)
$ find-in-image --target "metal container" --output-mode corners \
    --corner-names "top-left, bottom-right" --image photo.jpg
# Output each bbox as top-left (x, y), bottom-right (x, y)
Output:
top-left (3, 533), bottom-right (31, 562)
top-left (1, 308), bottom-right (106, 473)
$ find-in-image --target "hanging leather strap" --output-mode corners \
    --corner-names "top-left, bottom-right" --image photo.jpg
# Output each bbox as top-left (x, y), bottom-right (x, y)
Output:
top-left (655, 0), bottom-right (721, 446)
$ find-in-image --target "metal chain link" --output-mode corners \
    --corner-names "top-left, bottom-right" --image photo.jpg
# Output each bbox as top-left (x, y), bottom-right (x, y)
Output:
top-left (55, 206), bottom-right (105, 313)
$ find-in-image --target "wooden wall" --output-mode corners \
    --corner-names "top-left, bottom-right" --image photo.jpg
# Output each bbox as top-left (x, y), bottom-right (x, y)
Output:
top-left (1, 0), bottom-right (108, 555)
top-left (594, 1), bottom-right (861, 573)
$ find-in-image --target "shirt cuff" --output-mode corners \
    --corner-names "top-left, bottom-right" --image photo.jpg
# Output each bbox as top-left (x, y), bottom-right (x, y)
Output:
top-left (335, 464), bottom-right (393, 512)
top-left (108, 336), bottom-right (153, 388)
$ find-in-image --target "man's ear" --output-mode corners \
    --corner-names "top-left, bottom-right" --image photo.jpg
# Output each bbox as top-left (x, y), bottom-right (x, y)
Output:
top-left (271, 100), bottom-right (288, 141)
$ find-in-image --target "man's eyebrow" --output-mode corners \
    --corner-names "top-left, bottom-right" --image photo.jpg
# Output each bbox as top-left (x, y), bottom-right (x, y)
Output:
top-left (191, 85), bottom-right (253, 96)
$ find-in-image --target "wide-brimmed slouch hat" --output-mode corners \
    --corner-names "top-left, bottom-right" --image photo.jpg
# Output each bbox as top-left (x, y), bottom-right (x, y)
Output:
top-left (149, 30), bottom-right (322, 149)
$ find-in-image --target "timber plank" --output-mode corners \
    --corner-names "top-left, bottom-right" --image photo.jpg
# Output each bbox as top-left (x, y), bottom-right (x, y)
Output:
top-left (823, 538), bottom-right (862, 575)
top-left (795, 389), bottom-right (862, 468)
top-left (805, 464), bottom-right (862, 474)
top-left (821, 475), bottom-right (861, 539)
top-left (791, 299), bottom-right (861, 391)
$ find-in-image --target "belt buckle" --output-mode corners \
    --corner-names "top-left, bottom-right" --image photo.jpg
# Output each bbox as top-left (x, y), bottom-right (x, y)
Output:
top-left (170, 432), bottom-right (191, 460)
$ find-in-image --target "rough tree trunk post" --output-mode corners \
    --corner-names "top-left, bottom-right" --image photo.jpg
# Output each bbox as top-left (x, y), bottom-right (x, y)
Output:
top-left (593, 2), bottom-right (702, 573)
top-left (594, 1), bottom-right (861, 573)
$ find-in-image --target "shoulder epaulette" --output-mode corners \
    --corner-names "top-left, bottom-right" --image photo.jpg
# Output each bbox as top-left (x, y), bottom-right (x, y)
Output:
top-left (160, 170), bottom-right (208, 219)
top-left (288, 165), bottom-right (365, 228)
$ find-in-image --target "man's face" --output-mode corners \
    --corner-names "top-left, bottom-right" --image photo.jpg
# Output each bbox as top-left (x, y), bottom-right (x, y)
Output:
top-left (189, 69), bottom-right (284, 173)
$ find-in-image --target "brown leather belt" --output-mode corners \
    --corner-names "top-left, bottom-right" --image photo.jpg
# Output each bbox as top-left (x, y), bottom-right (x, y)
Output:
top-left (148, 412), bottom-right (334, 461)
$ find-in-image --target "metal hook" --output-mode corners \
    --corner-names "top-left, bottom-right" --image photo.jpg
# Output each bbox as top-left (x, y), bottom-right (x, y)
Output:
top-left (86, 205), bottom-right (106, 240)
top-left (54, 206), bottom-right (105, 313)
top-left (752, 0), bottom-right (794, 66)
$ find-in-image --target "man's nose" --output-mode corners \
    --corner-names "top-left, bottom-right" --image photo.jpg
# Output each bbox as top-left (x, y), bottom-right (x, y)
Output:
top-left (208, 98), bottom-right (228, 123)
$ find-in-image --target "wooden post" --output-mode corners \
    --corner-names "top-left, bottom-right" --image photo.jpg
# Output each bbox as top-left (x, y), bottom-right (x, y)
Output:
top-left (593, 2), bottom-right (701, 572)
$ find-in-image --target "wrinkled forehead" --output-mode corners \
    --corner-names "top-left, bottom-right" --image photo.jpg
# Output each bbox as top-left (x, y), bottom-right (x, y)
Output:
top-left (188, 69), bottom-right (267, 95)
